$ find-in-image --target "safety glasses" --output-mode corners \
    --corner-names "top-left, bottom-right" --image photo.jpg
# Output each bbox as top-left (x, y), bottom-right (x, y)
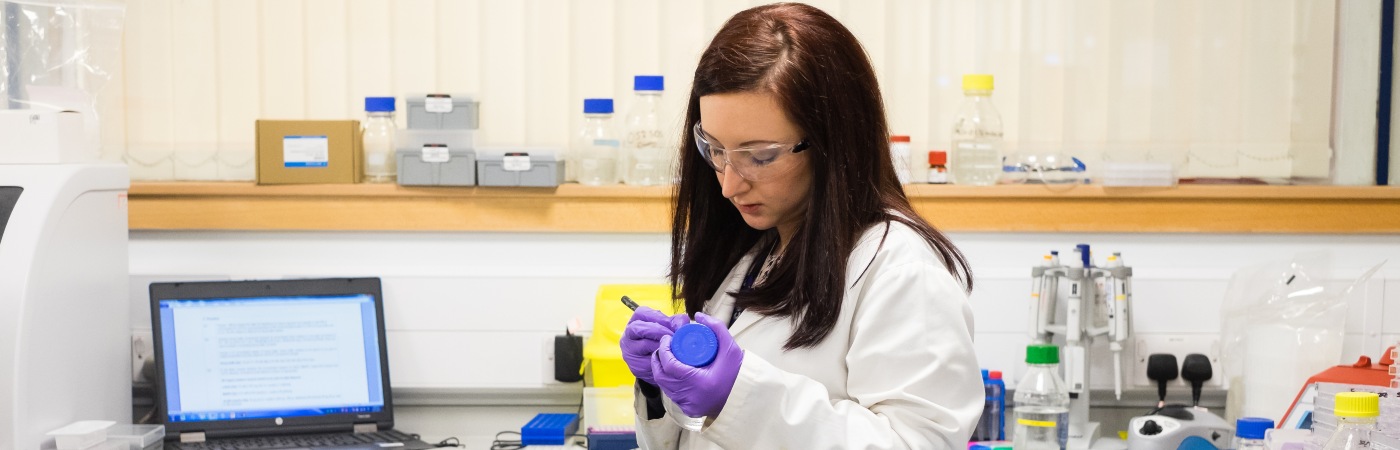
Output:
top-left (694, 122), bottom-right (809, 182)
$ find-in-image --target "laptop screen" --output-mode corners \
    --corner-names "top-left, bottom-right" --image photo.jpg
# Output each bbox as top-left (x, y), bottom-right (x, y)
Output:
top-left (156, 293), bottom-right (386, 423)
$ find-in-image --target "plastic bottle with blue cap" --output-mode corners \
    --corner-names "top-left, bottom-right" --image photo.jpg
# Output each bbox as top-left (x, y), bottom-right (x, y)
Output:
top-left (1233, 417), bottom-right (1273, 450)
top-left (621, 297), bottom-right (717, 431)
top-left (662, 319), bottom-right (717, 431)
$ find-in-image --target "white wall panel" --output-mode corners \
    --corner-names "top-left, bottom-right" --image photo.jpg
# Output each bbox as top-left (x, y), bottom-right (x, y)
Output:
top-left (390, 0), bottom-right (438, 122)
top-left (259, 0), bottom-right (307, 119)
top-left (214, 0), bottom-right (261, 181)
top-left (116, 0), bottom-right (1340, 181)
top-left (305, 0), bottom-right (350, 120)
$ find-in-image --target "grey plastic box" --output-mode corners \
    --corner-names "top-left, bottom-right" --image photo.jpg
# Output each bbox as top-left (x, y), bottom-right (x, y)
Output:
top-left (476, 147), bottom-right (565, 187)
top-left (396, 129), bottom-right (476, 186)
top-left (407, 94), bottom-right (479, 130)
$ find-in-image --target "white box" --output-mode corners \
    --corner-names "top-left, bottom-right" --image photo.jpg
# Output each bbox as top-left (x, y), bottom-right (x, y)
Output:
top-left (0, 110), bottom-right (95, 163)
top-left (46, 420), bottom-right (114, 450)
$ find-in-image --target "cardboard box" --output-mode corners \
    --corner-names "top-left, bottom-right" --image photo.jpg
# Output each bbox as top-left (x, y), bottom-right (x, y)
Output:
top-left (256, 120), bottom-right (362, 184)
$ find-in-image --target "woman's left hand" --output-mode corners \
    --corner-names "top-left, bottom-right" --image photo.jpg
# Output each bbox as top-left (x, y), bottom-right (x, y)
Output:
top-left (651, 312), bottom-right (744, 419)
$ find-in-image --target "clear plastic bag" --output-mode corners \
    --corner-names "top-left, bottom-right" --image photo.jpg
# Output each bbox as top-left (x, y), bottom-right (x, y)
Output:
top-left (1220, 252), bottom-right (1385, 422)
top-left (1, 0), bottom-right (126, 160)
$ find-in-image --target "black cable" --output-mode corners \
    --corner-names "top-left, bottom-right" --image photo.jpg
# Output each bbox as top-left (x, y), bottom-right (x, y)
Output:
top-left (432, 436), bottom-right (461, 448)
top-left (490, 431), bottom-right (524, 450)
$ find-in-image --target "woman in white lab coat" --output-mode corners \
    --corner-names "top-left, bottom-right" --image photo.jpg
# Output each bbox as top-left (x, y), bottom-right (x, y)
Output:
top-left (618, 3), bottom-right (983, 449)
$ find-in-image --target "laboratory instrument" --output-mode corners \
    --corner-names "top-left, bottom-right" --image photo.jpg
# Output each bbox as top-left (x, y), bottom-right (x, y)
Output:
top-left (950, 74), bottom-right (1004, 185)
top-left (1126, 405), bottom-right (1233, 450)
top-left (1029, 244), bottom-right (1136, 449)
top-left (0, 163), bottom-right (130, 450)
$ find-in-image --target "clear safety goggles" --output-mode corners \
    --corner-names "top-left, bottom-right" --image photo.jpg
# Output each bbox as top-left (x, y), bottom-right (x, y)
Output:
top-left (694, 122), bottom-right (809, 182)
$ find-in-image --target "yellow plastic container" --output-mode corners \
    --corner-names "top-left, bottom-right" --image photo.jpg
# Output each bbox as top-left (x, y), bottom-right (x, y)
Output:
top-left (583, 284), bottom-right (680, 387)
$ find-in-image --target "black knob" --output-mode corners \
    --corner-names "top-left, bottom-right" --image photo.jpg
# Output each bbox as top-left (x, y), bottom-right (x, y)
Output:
top-left (1140, 419), bottom-right (1163, 436)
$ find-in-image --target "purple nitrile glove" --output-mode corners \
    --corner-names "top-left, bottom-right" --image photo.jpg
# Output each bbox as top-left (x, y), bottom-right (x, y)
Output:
top-left (620, 306), bottom-right (683, 385)
top-left (651, 312), bottom-right (744, 419)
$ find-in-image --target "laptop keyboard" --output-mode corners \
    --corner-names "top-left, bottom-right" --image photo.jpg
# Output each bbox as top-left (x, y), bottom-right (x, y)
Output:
top-left (170, 430), bottom-right (416, 450)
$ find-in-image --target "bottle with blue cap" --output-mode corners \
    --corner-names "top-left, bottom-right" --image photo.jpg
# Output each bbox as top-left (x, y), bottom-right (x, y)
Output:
top-left (623, 75), bottom-right (669, 186)
top-left (661, 320), bottom-right (718, 432)
top-left (1233, 417), bottom-right (1273, 450)
top-left (575, 98), bottom-right (619, 185)
top-left (362, 97), bottom-right (397, 183)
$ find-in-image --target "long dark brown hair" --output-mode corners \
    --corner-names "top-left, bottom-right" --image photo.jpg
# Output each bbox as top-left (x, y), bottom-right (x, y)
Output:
top-left (670, 3), bottom-right (972, 349)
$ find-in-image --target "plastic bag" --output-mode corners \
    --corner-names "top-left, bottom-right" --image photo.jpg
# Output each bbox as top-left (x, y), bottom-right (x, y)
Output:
top-left (1220, 252), bottom-right (1385, 423)
top-left (1, 0), bottom-right (125, 160)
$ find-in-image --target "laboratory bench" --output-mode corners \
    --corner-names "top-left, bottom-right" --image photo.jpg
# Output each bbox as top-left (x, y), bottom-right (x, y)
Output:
top-left (127, 182), bottom-right (1400, 234)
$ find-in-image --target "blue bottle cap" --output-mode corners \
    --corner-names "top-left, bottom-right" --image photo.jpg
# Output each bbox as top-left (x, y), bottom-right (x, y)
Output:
top-left (583, 98), bottom-right (614, 114)
top-left (981, 369), bottom-right (989, 379)
top-left (634, 75), bottom-right (664, 91)
top-left (1235, 417), bottom-right (1274, 439)
top-left (365, 97), bottom-right (395, 112)
top-left (671, 322), bottom-right (718, 367)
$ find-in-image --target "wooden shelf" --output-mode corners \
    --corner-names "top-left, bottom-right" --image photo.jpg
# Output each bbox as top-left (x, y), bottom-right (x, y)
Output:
top-left (128, 182), bottom-right (1400, 233)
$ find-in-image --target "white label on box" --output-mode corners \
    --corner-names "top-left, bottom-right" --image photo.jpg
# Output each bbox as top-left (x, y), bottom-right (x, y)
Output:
top-left (421, 144), bottom-right (450, 163)
top-left (283, 135), bottom-right (329, 167)
top-left (503, 152), bottom-right (532, 171)
top-left (425, 94), bottom-right (453, 113)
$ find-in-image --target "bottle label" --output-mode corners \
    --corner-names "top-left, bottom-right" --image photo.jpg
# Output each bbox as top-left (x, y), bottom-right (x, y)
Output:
top-left (927, 167), bottom-right (948, 184)
top-left (1018, 418), bottom-right (1058, 428)
top-left (425, 94), bottom-right (453, 113)
top-left (421, 144), bottom-right (450, 163)
top-left (503, 152), bottom-right (532, 171)
top-left (283, 135), bottom-right (329, 168)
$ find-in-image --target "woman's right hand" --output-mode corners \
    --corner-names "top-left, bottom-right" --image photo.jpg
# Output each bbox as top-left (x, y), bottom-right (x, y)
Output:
top-left (620, 306), bottom-right (685, 385)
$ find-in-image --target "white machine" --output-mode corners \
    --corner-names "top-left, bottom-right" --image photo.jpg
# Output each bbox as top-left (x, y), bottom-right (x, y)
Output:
top-left (1029, 244), bottom-right (1135, 450)
top-left (0, 155), bottom-right (131, 446)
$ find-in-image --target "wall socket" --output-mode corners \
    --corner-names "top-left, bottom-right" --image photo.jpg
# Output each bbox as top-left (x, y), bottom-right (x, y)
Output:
top-left (132, 330), bottom-right (154, 383)
top-left (1132, 334), bottom-right (1224, 389)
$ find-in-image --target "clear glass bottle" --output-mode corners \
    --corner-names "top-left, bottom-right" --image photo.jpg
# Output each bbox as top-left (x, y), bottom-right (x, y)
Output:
top-left (576, 98), bottom-right (619, 186)
top-left (623, 75), bottom-right (669, 186)
top-left (1322, 392), bottom-right (1379, 450)
top-left (1233, 417), bottom-right (1273, 450)
top-left (950, 74), bottom-right (1004, 186)
top-left (1012, 344), bottom-right (1070, 450)
top-left (362, 97), bottom-right (397, 183)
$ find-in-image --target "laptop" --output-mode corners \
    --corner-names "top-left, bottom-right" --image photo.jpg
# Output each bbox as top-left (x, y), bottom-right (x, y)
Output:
top-left (149, 278), bottom-right (436, 450)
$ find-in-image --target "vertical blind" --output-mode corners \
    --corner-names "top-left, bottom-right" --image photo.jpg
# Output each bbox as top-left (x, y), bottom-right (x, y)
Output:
top-left (110, 0), bottom-right (1335, 181)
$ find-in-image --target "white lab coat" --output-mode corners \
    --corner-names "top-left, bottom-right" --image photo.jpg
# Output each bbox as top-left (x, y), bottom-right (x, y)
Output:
top-left (634, 220), bottom-right (983, 449)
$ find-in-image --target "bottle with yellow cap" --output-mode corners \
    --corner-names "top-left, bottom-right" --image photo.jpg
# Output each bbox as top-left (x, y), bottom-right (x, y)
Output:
top-left (1323, 392), bottom-right (1379, 450)
top-left (950, 74), bottom-right (1005, 186)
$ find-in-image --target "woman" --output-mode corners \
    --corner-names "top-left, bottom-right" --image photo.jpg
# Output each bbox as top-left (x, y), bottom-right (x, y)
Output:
top-left (619, 3), bottom-right (982, 449)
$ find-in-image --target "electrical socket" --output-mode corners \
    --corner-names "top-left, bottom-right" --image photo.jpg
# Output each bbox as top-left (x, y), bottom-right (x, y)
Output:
top-left (132, 330), bottom-right (154, 383)
top-left (1132, 334), bottom-right (1223, 388)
